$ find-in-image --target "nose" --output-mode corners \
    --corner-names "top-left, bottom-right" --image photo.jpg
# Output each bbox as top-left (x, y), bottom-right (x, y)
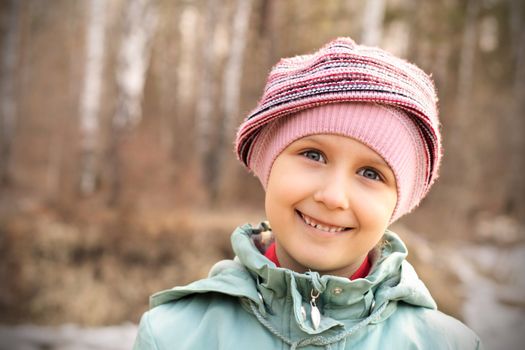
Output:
top-left (313, 171), bottom-right (351, 210)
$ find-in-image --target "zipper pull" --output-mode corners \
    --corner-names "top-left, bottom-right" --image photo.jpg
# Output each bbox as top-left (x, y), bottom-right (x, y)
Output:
top-left (310, 289), bottom-right (321, 330)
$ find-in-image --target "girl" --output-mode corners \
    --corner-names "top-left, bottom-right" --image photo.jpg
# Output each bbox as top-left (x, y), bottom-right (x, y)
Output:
top-left (133, 37), bottom-right (483, 349)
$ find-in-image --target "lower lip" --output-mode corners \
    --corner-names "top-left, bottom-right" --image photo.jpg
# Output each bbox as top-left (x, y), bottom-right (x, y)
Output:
top-left (295, 210), bottom-right (351, 238)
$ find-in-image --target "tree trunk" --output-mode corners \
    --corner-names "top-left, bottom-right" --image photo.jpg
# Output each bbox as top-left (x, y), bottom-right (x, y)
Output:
top-left (195, 0), bottom-right (220, 203)
top-left (212, 0), bottom-right (253, 202)
top-left (166, 3), bottom-right (199, 193)
top-left (113, 0), bottom-right (157, 129)
top-left (153, 2), bottom-right (180, 152)
top-left (177, 5), bottom-right (199, 115)
top-left (259, 0), bottom-right (278, 67)
top-left (0, 0), bottom-right (20, 186)
top-left (454, 0), bottom-right (480, 216)
top-left (507, 0), bottom-right (525, 216)
top-left (79, 0), bottom-right (107, 196)
top-left (361, 0), bottom-right (386, 46)
top-left (108, 0), bottom-right (157, 206)
top-left (456, 0), bottom-right (479, 117)
top-left (509, 0), bottom-right (525, 99)
top-left (221, 0), bottom-right (253, 142)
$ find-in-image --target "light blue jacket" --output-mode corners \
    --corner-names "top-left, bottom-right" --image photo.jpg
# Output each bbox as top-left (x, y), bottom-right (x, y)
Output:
top-left (133, 224), bottom-right (483, 349)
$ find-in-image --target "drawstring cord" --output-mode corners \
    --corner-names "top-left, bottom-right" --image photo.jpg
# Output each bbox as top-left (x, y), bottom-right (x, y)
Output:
top-left (249, 299), bottom-right (388, 349)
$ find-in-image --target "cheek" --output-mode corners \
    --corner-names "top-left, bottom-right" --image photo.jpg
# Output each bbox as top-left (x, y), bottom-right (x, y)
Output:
top-left (265, 177), bottom-right (304, 213)
top-left (266, 161), bottom-right (313, 201)
top-left (356, 189), bottom-right (397, 226)
top-left (383, 190), bottom-right (398, 219)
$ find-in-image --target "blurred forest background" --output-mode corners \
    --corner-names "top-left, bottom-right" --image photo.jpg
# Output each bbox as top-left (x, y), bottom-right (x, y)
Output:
top-left (0, 0), bottom-right (524, 347)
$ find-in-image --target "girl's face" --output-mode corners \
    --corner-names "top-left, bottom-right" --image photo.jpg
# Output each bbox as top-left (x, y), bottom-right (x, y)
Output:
top-left (265, 134), bottom-right (397, 277)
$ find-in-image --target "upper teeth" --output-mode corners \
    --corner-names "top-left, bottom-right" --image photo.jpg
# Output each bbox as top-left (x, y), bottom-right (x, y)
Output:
top-left (300, 212), bottom-right (347, 233)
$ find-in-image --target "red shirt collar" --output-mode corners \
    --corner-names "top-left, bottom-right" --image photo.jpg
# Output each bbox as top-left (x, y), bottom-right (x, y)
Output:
top-left (264, 242), bottom-right (371, 280)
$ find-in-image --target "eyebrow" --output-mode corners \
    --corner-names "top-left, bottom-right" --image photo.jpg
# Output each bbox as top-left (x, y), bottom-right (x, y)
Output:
top-left (303, 135), bottom-right (388, 161)
top-left (300, 135), bottom-right (325, 146)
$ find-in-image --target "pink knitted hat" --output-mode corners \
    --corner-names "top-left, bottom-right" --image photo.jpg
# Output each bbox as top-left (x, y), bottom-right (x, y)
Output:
top-left (235, 37), bottom-right (441, 221)
top-left (250, 103), bottom-right (426, 222)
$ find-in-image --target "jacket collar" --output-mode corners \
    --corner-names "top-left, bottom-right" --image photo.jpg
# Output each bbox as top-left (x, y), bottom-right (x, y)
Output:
top-left (150, 223), bottom-right (436, 334)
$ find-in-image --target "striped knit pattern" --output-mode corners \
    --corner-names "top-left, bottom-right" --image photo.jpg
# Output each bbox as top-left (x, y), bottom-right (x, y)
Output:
top-left (235, 37), bottom-right (441, 204)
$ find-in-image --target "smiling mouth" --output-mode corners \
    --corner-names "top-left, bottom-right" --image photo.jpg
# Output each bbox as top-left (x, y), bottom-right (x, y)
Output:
top-left (297, 210), bottom-right (351, 233)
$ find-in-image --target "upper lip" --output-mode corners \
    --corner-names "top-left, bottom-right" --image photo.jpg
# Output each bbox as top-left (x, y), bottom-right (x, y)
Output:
top-left (296, 210), bottom-right (352, 232)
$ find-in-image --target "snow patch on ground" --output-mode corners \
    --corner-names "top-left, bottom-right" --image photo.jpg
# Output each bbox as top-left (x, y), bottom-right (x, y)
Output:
top-left (0, 323), bottom-right (137, 350)
top-left (452, 244), bottom-right (525, 350)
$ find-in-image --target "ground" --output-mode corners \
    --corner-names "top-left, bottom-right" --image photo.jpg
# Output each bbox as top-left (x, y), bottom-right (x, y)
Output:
top-left (0, 196), bottom-right (524, 349)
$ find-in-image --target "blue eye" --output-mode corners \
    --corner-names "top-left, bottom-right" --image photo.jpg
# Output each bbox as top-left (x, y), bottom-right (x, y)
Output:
top-left (301, 150), bottom-right (325, 163)
top-left (358, 168), bottom-right (382, 181)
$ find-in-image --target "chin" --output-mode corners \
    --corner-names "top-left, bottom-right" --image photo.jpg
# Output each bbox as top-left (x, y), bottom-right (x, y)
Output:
top-left (299, 257), bottom-right (338, 273)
